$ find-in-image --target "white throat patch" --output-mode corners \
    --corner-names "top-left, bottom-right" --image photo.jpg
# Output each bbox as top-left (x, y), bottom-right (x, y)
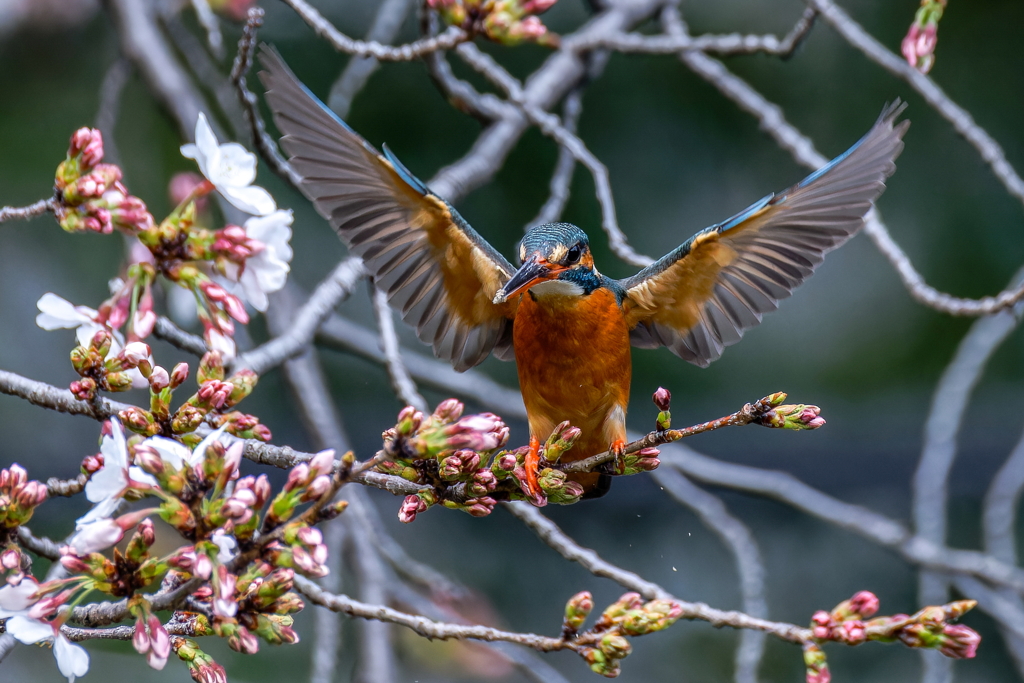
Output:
top-left (530, 279), bottom-right (585, 299)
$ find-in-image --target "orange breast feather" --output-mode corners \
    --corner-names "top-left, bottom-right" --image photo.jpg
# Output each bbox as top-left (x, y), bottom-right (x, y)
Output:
top-left (513, 288), bottom-right (631, 464)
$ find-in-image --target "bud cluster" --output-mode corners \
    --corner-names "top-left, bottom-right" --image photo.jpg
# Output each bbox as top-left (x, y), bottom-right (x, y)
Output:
top-left (0, 464), bottom-right (47, 529)
top-left (379, 400), bottom-right (516, 522)
top-left (428, 0), bottom-right (559, 46)
top-left (69, 334), bottom-right (152, 400)
top-left (172, 636), bottom-right (228, 683)
top-left (118, 351), bottom-right (269, 442)
top-left (560, 590), bottom-right (685, 678)
top-left (902, 0), bottom-right (945, 74)
top-left (805, 592), bottom-right (979, 681)
top-left (54, 128), bottom-right (155, 234)
top-left (756, 393), bottom-right (826, 430)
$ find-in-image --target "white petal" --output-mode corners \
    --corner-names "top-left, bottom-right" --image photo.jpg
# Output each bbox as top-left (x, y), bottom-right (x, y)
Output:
top-left (141, 436), bottom-right (189, 470)
top-left (54, 634), bottom-right (90, 682)
top-left (179, 143), bottom-right (200, 162)
top-left (128, 367), bottom-right (149, 390)
top-left (84, 461), bottom-right (127, 503)
top-left (189, 426), bottom-right (228, 468)
top-left (0, 579), bottom-right (39, 616)
top-left (36, 294), bottom-right (95, 330)
top-left (128, 467), bottom-right (158, 488)
top-left (212, 533), bottom-right (238, 563)
top-left (209, 143), bottom-right (258, 187)
top-left (219, 184), bottom-right (276, 216)
top-left (7, 615), bottom-right (53, 644)
top-left (70, 519), bottom-right (123, 554)
top-left (206, 329), bottom-right (237, 360)
top-left (239, 269), bottom-right (269, 312)
top-left (243, 209), bottom-right (293, 244)
top-left (75, 496), bottom-right (121, 528)
top-left (194, 113), bottom-right (218, 153)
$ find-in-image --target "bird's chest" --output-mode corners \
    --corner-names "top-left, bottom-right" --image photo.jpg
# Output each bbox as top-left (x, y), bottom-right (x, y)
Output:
top-left (512, 288), bottom-right (632, 429)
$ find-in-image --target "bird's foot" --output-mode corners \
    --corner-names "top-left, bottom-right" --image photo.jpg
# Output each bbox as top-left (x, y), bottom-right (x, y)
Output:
top-left (524, 434), bottom-right (546, 505)
top-left (611, 439), bottom-right (627, 475)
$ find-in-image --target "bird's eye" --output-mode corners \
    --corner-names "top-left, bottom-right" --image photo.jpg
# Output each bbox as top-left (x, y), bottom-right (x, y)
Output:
top-left (566, 244), bottom-right (582, 264)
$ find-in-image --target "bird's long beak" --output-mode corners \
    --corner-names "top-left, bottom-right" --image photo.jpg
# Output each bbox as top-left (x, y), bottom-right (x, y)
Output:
top-left (492, 254), bottom-right (558, 304)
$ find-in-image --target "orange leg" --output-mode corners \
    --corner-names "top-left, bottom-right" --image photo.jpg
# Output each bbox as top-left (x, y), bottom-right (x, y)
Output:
top-left (525, 434), bottom-right (542, 499)
top-left (610, 438), bottom-right (627, 475)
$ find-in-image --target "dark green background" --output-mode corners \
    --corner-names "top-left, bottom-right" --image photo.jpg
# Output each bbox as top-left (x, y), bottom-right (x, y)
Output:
top-left (1, 0), bottom-right (1022, 680)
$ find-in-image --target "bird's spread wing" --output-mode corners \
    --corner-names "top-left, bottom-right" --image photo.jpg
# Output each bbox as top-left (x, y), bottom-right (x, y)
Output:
top-left (619, 102), bottom-right (909, 367)
top-left (258, 47), bottom-right (517, 371)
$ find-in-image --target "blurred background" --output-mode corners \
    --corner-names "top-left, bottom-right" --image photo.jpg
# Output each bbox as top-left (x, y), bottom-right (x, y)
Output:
top-left (2, 0), bottom-right (1023, 681)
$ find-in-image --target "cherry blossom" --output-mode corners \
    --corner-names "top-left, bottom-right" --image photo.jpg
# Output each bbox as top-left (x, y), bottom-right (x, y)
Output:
top-left (180, 113), bottom-right (276, 216)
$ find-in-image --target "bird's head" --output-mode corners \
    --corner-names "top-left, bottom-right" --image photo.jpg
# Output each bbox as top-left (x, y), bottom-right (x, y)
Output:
top-left (492, 223), bottom-right (596, 304)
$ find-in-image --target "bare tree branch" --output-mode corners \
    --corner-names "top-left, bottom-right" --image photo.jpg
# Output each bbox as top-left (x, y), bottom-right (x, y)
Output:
top-left (371, 286), bottom-right (427, 412)
top-left (328, 0), bottom-right (412, 118)
top-left (152, 315), bottom-right (207, 356)
top-left (456, 42), bottom-right (653, 267)
top-left (0, 198), bottom-right (54, 224)
top-left (233, 257), bottom-right (367, 375)
top-left (279, 0), bottom-right (469, 61)
top-left (0, 369), bottom-right (130, 420)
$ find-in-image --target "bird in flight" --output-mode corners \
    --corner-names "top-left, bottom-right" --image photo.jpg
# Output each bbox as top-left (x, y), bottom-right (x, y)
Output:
top-left (259, 47), bottom-right (908, 500)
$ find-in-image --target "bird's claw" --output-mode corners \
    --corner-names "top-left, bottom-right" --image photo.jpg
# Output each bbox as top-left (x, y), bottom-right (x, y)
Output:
top-left (611, 439), bottom-right (627, 475)
top-left (524, 434), bottom-right (546, 505)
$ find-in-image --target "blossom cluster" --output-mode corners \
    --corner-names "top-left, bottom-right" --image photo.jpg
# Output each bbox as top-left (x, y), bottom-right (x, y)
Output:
top-left (0, 416), bottom-right (347, 682)
top-left (561, 590), bottom-right (684, 678)
top-left (377, 398), bottom-right (608, 522)
top-left (803, 591), bottom-right (980, 683)
top-left (429, 0), bottom-right (559, 46)
top-left (40, 114), bottom-right (292, 363)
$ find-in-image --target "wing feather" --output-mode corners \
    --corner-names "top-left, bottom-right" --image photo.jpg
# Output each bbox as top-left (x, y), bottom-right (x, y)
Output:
top-left (259, 46), bottom-right (516, 371)
top-left (620, 102), bottom-right (909, 367)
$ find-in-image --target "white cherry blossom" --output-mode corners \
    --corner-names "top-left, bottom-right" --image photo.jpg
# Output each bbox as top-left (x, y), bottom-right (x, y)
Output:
top-left (181, 113), bottom-right (276, 216)
top-left (236, 210), bottom-right (293, 311)
top-left (84, 419), bottom-right (156, 507)
top-left (7, 615), bottom-right (90, 683)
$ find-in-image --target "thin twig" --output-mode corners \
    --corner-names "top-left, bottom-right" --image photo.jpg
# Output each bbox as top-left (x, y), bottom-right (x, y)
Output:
top-left (0, 369), bottom-right (130, 421)
top-left (571, 9), bottom-right (817, 57)
top-left (504, 502), bottom-right (809, 642)
top-left (427, 0), bottom-right (664, 203)
top-left (662, 444), bottom-right (1024, 595)
top-left (280, 0), bottom-right (469, 61)
top-left (16, 527), bottom-right (63, 560)
top-left (230, 8), bottom-right (304, 188)
top-left (456, 43), bottom-right (653, 267)
top-left (0, 199), bottom-right (54, 224)
top-left (372, 286), bottom-right (427, 412)
top-left (328, 0), bottom-right (412, 118)
top-left (317, 314), bottom-right (527, 416)
top-left (153, 315), bottom-right (207, 356)
top-left (232, 257), bottom-right (367, 375)
top-left (295, 573), bottom-right (577, 650)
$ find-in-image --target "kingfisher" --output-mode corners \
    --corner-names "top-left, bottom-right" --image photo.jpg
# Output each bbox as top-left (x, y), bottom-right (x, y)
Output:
top-left (258, 48), bottom-right (908, 499)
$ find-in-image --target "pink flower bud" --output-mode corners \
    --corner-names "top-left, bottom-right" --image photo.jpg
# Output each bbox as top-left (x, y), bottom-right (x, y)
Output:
top-left (8, 464), bottom-right (27, 489)
top-left (252, 424), bottom-right (272, 441)
top-left (304, 475), bottom-right (331, 501)
top-left (148, 366), bottom-right (170, 392)
top-left (1, 549), bottom-right (21, 570)
top-left (70, 128), bottom-right (105, 169)
top-left (432, 398), bottom-right (463, 423)
top-left (60, 553), bottom-right (90, 574)
top-left (194, 553), bottom-right (213, 580)
top-left (170, 363), bottom-right (190, 389)
top-left (122, 342), bottom-right (151, 365)
top-left (940, 624), bottom-right (981, 659)
top-left (133, 615), bottom-right (151, 654)
top-left (15, 481), bottom-right (47, 507)
top-left (134, 309), bottom-right (157, 339)
top-left (169, 172), bottom-right (206, 208)
top-left (296, 526), bottom-right (322, 547)
top-left (252, 474), bottom-right (271, 506)
top-left (398, 494), bottom-right (427, 523)
top-left (308, 449), bottom-right (335, 477)
top-left (652, 387), bottom-right (671, 411)
top-left (848, 591), bottom-right (879, 619)
top-left (285, 463), bottom-right (310, 491)
top-left (222, 294), bottom-right (250, 325)
top-left (841, 620), bottom-right (866, 644)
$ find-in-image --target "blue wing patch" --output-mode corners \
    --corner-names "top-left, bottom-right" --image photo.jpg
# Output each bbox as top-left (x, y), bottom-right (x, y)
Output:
top-left (382, 144), bottom-right (430, 196)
